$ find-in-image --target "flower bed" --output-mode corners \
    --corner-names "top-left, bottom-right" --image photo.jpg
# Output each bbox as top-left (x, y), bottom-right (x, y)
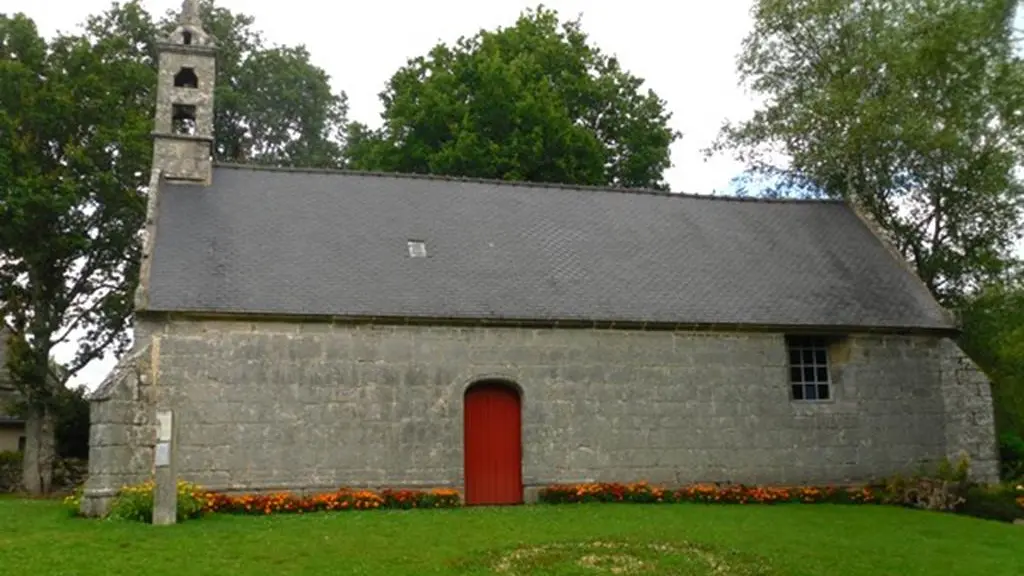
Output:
top-left (77, 479), bottom-right (463, 521)
top-left (86, 470), bottom-right (1022, 523)
top-left (539, 481), bottom-right (879, 505)
top-left (204, 487), bottom-right (461, 515)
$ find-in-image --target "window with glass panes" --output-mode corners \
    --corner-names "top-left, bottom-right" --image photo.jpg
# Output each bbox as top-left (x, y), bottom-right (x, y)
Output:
top-left (786, 336), bottom-right (831, 401)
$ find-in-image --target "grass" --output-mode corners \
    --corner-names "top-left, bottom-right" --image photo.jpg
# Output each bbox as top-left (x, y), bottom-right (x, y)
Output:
top-left (1, 499), bottom-right (1022, 575)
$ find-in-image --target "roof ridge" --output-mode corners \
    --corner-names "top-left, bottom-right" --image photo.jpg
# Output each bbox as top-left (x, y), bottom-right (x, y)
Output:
top-left (210, 162), bottom-right (844, 205)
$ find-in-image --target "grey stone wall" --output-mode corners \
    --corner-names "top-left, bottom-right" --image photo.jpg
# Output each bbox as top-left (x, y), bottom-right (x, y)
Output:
top-left (81, 343), bottom-right (156, 516)
top-left (152, 137), bottom-right (212, 183)
top-left (154, 49), bottom-right (215, 139)
top-left (82, 319), bottom-right (998, 515)
top-left (939, 339), bottom-right (1000, 478)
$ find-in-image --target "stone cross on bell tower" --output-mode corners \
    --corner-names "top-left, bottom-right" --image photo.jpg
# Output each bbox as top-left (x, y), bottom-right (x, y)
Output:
top-left (152, 0), bottom-right (216, 184)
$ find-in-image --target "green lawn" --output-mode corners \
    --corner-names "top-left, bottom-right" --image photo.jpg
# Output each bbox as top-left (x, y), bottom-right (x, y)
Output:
top-left (1, 498), bottom-right (1022, 575)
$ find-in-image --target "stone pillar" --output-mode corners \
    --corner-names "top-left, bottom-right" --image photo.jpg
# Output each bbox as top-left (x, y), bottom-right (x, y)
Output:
top-left (153, 409), bottom-right (177, 525)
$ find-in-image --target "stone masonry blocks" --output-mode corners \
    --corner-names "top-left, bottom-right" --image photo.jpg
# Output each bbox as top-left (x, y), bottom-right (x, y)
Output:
top-left (154, 51), bottom-right (215, 138)
top-left (82, 319), bottom-right (999, 515)
top-left (152, 42), bottom-right (215, 183)
top-left (153, 137), bottom-right (212, 183)
top-left (81, 343), bottom-right (157, 516)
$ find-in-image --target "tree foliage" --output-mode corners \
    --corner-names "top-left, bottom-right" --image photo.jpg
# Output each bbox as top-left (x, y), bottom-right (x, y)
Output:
top-left (711, 0), bottom-right (1024, 304)
top-left (85, 0), bottom-right (349, 168)
top-left (53, 385), bottom-right (90, 460)
top-left (959, 276), bottom-right (1024, 432)
top-left (1, 377), bottom-right (90, 461)
top-left (345, 5), bottom-right (679, 189)
top-left (0, 1), bottom-right (348, 493)
top-left (958, 271), bottom-right (1024, 479)
top-left (0, 10), bottom-right (151, 492)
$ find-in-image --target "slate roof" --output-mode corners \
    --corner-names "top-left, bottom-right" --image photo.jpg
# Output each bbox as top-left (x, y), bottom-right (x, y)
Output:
top-left (145, 164), bottom-right (954, 332)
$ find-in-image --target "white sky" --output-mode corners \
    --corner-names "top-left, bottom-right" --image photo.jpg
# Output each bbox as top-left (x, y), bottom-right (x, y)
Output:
top-left (4, 0), bottom-right (1023, 389)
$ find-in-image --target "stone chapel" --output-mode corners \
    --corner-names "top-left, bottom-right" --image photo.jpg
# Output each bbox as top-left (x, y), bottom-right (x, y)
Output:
top-left (81, 0), bottom-right (999, 515)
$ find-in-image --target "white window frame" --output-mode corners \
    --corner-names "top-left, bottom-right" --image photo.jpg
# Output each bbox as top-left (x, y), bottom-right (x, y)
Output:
top-left (786, 336), bottom-right (833, 402)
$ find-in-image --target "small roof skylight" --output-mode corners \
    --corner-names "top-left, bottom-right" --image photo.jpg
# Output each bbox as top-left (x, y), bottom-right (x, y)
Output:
top-left (407, 240), bottom-right (427, 258)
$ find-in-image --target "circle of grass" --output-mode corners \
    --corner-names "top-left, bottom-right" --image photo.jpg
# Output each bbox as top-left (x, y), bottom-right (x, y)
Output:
top-left (486, 539), bottom-right (771, 575)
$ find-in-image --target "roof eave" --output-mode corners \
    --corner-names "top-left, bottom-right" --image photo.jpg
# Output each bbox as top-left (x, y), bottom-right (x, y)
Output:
top-left (141, 309), bottom-right (960, 337)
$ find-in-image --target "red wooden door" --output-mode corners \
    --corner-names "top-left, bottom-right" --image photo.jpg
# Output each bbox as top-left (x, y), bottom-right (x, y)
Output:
top-left (464, 382), bottom-right (523, 505)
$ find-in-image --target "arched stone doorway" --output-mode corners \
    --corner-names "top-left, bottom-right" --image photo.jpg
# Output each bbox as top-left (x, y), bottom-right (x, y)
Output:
top-left (463, 380), bottom-right (523, 505)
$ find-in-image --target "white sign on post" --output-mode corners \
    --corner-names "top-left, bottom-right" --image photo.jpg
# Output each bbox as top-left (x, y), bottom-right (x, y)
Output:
top-left (155, 442), bottom-right (170, 467)
top-left (157, 411), bottom-right (173, 442)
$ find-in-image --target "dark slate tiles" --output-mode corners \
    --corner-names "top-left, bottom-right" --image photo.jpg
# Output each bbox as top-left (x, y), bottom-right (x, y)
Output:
top-left (145, 165), bottom-right (953, 330)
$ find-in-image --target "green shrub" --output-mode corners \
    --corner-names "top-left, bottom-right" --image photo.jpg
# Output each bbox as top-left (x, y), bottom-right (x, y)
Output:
top-left (177, 481), bottom-right (205, 519)
top-left (54, 385), bottom-right (91, 460)
top-left (958, 484), bottom-right (1024, 523)
top-left (0, 450), bottom-right (22, 493)
top-left (62, 486), bottom-right (84, 517)
top-left (108, 480), bottom-right (155, 522)
top-left (999, 432), bottom-right (1024, 481)
top-left (108, 479), bottom-right (206, 522)
top-left (878, 456), bottom-right (971, 511)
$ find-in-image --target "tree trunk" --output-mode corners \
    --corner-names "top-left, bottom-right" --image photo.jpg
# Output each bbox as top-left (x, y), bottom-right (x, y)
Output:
top-left (22, 405), bottom-right (56, 495)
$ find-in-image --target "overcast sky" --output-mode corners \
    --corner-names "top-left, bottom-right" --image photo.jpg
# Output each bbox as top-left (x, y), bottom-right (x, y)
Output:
top-left (4, 0), bottom-right (1023, 389)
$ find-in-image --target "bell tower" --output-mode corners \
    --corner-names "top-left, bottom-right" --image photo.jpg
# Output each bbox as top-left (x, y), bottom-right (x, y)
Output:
top-left (152, 0), bottom-right (216, 183)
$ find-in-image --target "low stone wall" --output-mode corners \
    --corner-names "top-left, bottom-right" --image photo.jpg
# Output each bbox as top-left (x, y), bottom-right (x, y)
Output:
top-left (0, 453), bottom-right (88, 494)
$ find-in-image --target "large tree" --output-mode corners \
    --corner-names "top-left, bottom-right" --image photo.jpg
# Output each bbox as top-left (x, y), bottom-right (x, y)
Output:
top-left (0, 1), bottom-right (348, 493)
top-left (0, 11), bottom-right (150, 493)
top-left (710, 0), bottom-right (1024, 304)
top-left (345, 5), bottom-right (679, 189)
